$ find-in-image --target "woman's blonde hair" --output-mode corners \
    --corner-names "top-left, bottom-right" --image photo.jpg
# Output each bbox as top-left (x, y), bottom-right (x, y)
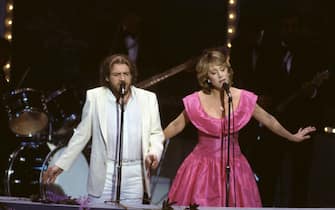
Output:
top-left (196, 49), bottom-right (233, 94)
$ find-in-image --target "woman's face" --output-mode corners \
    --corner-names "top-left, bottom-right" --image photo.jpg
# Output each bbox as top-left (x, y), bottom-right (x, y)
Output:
top-left (207, 65), bottom-right (230, 90)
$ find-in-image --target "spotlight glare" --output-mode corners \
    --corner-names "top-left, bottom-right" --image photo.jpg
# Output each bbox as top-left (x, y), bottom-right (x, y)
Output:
top-left (4, 63), bottom-right (11, 69)
top-left (8, 4), bottom-right (14, 11)
top-left (6, 34), bottom-right (12, 40)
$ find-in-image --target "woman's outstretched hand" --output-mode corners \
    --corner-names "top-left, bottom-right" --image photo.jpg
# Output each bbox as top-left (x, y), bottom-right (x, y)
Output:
top-left (292, 126), bottom-right (316, 142)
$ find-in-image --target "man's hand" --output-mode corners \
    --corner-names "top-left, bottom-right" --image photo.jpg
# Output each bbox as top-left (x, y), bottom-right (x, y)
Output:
top-left (42, 165), bottom-right (63, 184)
top-left (145, 154), bottom-right (159, 170)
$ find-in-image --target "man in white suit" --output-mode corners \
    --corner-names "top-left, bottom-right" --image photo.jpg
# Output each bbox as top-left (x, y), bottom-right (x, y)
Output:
top-left (43, 54), bottom-right (165, 204)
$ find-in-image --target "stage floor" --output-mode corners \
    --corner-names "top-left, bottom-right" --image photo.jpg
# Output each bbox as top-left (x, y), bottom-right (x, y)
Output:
top-left (1, 196), bottom-right (334, 210)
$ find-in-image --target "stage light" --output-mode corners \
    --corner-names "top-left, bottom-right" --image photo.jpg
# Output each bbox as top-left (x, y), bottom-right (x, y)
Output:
top-left (228, 28), bottom-right (234, 34)
top-left (2, 0), bottom-right (14, 83)
top-left (324, 127), bottom-right (335, 134)
top-left (225, 0), bottom-right (238, 54)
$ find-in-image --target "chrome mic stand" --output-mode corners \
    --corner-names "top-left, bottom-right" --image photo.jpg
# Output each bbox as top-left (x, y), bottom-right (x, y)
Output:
top-left (116, 82), bottom-right (125, 203)
top-left (225, 93), bottom-right (232, 207)
top-left (222, 83), bottom-right (232, 207)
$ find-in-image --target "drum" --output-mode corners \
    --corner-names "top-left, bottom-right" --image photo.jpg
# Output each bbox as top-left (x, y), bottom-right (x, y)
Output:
top-left (46, 88), bottom-right (82, 136)
top-left (4, 141), bottom-right (89, 199)
top-left (41, 144), bottom-right (89, 200)
top-left (3, 88), bottom-right (48, 136)
top-left (4, 141), bottom-right (50, 197)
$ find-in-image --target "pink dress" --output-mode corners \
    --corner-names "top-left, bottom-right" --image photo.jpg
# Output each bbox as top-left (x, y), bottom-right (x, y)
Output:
top-left (168, 90), bottom-right (262, 207)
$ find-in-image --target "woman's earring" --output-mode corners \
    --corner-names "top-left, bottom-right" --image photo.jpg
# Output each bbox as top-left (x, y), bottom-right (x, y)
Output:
top-left (206, 79), bottom-right (211, 85)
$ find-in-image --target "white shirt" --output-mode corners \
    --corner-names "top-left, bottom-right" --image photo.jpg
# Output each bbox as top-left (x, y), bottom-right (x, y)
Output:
top-left (106, 87), bottom-right (142, 161)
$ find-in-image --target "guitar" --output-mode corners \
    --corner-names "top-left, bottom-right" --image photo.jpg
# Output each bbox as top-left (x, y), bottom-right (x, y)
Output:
top-left (275, 69), bottom-right (330, 114)
top-left (135, 47), bottom-right (226, 89)
top-left (135, 56), bottom-right (198, 89)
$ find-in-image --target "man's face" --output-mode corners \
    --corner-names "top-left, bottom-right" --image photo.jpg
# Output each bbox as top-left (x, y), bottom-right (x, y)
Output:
top-left (106, 63), bottom-right (132, 96)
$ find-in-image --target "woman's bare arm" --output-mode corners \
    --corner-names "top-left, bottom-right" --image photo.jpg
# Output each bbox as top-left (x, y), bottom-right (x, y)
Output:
top-left (252, 104), bottom-right (316, 142)
top-left (163, 110), bottom-right (189, 140)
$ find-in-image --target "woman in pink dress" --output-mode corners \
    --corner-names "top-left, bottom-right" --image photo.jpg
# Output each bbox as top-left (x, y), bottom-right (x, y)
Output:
top-left (163, 49), bottom-right (316, 207)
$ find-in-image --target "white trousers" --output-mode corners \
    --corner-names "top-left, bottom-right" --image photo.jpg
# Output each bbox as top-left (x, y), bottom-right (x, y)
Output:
top-left (89, 160), bottom-right (144, 205)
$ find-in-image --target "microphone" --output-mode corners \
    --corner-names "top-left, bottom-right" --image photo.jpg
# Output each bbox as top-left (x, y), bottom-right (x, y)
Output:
top-left (222, 82), bottom-right (230, 93)
top-left (222, 82), bottom-right (232, 99)
top-left (120, 81), bottom-right (126, 96)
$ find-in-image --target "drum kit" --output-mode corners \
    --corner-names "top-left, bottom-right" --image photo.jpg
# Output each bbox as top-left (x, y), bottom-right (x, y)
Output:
top-left (1, 87), bottom-right (89, 199)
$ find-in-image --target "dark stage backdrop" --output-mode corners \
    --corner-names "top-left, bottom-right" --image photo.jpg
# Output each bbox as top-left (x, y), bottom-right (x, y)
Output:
top-left (0, 0), bottom-right (229, 200)
top-left (1, 0), bottom-right (335, 208)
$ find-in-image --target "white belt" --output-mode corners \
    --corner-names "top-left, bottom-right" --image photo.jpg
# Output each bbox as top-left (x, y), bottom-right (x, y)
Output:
top-left (107, 159), bottom-right (142, 166)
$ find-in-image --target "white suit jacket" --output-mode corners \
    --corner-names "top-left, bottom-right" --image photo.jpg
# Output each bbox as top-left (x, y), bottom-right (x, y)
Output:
top-left (55, 86), bottom-right (164, 197)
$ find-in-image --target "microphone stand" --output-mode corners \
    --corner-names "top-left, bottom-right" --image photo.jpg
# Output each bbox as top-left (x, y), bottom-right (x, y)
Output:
top-left (224, 90), bottom-right (232, 207)
top-left (116, 94), bottom-right (125, 203)
top-left (150, 138), bottom-right (170, 203)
